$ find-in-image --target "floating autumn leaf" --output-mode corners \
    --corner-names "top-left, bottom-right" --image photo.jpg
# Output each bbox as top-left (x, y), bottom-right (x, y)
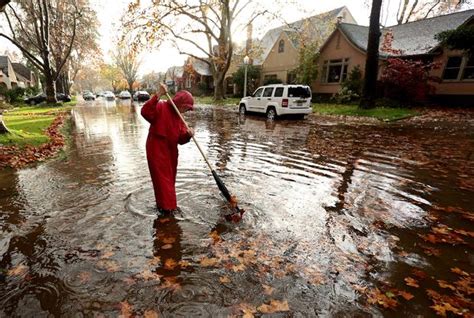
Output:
top-left (164, 258), bottom-right (178, 270)
top-left (7, 264), bottom-right (28, 277)
top-left (422, 245), bottom-right (441, 257)
top-left (454, 229), bottom-right (474, 238)
top-left (78, 271), bottom-right (92, 284)
top-left (232, 263), bottom-right (246, 272)
top-left (119, 301), bottom-right (133, 318)
top-left (398, 291), bottom-right (414, 301)
top-left (144, 309), bottom-right (160, 318)
top-left (101, 250), bottom-right (115, 259)
top-left (430, 302), bottom-right (461, 316)
top-left (209, 231), bottom-right (221, 244)
top-left (366, 288), bottom-right (399, 309)
top-left (257, 300), bottom-right (290, 313)
top-left (178, 260), bottom-right (191, 268)
top-left (97, 260), bottom-right (119, 272)
top-left (160, 276), bottom-right (181, 291)
top-left (139, 269), bottom-right (162, 281)
top-left (200, 257), bottom-right (219, 267)
top-left (219, 276), bottom-right (231, 284)
top-left (451, 267), bottom-right (469, 277)
top-left (438, 280), bottom-right (456, 291)
top-left (229, 195), bottom-right (238, 209)
top-left (404, 277), bottom-right (420, 288)
top-left (411, 269), bottom-right (428, 280)
top-left (262, 284), bottom-right (274, 295)
top-left (149, 256), bottom-right (161, 266)
top-left (237, 303), bottom-right (257, 318)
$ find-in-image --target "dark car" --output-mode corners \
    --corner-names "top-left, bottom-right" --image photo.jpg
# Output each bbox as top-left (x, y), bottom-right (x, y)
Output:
top-left (24, 93), bottom-right (72, 105)
top-left (133, 91), bottom-right (150, 102)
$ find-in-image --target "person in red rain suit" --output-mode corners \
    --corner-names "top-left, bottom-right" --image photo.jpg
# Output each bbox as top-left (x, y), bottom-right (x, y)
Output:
top-left (141, 84), bottom-right (194, 213)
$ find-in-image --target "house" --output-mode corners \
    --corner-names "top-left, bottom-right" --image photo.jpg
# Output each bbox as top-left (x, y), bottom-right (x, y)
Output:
top-left (182, 57), bottom-right (214, 95)
top-left (0, 55), bottom-right (19, 90)
top-left (314, 9), bottom-right (474, 103)
top-left (256, 6), bottom-right (356, 85)
top-left (12, 62), bottom-right (38, 88)
top-left (164, 66), bottom-right (184, 92)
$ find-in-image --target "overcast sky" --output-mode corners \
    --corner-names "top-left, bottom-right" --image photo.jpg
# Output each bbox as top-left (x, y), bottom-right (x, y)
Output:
top-left (1, 0), bottom-right (472, 76)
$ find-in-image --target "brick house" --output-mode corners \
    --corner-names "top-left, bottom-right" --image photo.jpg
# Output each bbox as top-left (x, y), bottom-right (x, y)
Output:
top-left (314, 9), bottom-right (474, 104)
top-left (182, 57), bottom-right (214, 95)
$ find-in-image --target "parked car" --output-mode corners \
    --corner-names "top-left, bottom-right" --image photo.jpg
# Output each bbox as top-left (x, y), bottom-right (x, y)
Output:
top-left (118, 90), bottom-right (131, 99)
top-left (96, 91), bottom-right (105, 98)
top-left (24, 92), bottom-right (72, 105)
top-left (103, 91), bottom-right (115, 100)
top-left (133, 90), bottom-right (150, 102)
top-left (83, 92), bottom-right (95, 101)
top-left (238, 84), bottom-right (312, 120)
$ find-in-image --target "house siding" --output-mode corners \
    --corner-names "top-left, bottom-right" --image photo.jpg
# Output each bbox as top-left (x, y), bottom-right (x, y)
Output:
top-left (261, 33), bottom-right (298, 84)
top-left (312, 29), bottom-right (367, 95)
top-left (431, 49), bottom-right (474, 96)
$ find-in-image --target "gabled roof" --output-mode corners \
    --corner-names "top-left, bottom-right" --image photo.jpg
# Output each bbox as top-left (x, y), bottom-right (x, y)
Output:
top-left (186, 58), bottom-right (212, 76)
top-left (337, 9), bottom-right (474, 57)
top-left (166, 66), bottom-right (184, 78)
top-left (12, 63), bottom-right (32, 80)
top-left (255, 6), bottom-right (355, 64)
top-left (0, 56), bottom-right (10, 76)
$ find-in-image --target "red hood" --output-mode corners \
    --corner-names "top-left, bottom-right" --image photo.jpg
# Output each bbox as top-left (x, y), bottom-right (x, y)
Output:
top-left (172, 90), bottom-right (194, 111)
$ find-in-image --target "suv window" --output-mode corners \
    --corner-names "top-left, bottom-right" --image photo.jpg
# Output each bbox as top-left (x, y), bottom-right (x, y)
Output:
top-left (288, 86), bottom-right (311, 98)
top-left (253, 88), bottom-right (263, 97)
top-left (263, 87), bottom-right (274, 97)
top-left (274, 87), bottom-right (284, 97)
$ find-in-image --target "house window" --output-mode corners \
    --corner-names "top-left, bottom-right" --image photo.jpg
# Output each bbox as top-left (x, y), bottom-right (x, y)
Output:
top-left (287, 72), bottom-right (297, 84)
top-left (321, 58), bottom-right (349, 83)
top-left (278, 40), bottom-right (285, 53)
top-left (462, 56), bottom-right (474, 80)
top-left (185, 76), bottom-right (192, 88)
top-left (443, 56), bottom-right (463, 80)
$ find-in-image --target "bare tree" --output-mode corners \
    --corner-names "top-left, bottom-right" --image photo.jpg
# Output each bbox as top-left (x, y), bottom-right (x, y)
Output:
top-left (122, 0), bottom-right (278, 101)
top-left (396, 0), bottom-right (470, 24)
top-left (113, 44), bottom-right (141, 94)
top-left (360, 0), bottom-right (383, 109)
top-left (0, 0), bottom-right (81, 103)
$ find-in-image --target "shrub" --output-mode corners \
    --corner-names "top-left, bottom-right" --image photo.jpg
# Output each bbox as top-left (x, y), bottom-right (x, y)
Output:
top-left (0, 87), bottom-right (27, 104)
top-left (263, 78), bottom-right (283, 85)
top-left (333, 66), bottom-right (363, 104)
top-left (380, 58), bottom-right (440, 103)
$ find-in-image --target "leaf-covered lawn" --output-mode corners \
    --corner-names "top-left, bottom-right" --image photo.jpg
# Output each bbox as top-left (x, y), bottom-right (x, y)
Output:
top-left (195, 96), bottom-right (241, 106)
top-left (312, 103), bottom-right (418, 121)
top-left (0, 105), bottom-right (72, 147)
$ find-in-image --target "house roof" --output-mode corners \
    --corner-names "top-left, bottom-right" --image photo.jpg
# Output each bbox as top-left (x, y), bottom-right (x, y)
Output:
top-left (338, 9), bottom-right (474, 57)
top-left (0, 56), bottom-right (10, 76)
top-left (12, 63), bottom-right (32, 80)
top-left (255, 6), bottom-right (353, 64)
top-left (190, 58), bottom-right (212, 76)
top-left (166, 66), bottom-right (184, 78)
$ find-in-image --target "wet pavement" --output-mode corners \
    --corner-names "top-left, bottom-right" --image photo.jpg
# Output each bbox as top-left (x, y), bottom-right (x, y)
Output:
top-left (0, 99), bottom-right (473, 317)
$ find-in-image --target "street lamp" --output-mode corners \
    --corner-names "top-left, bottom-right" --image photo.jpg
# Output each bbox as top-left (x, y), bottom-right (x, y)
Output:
top-left (243, 55), bottom-right (250, 97)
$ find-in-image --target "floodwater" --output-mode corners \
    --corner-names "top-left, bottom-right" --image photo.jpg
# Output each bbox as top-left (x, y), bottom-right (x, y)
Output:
top-left (0, 99), bottom-right (473, 317)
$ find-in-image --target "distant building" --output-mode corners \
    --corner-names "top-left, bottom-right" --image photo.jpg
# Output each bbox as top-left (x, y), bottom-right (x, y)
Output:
top-left (0, 55), bottom-right (19, 90)
top-left (164, 66), bottom-right (184, 92)
top-left (182, 57), bottom-right (213, 95)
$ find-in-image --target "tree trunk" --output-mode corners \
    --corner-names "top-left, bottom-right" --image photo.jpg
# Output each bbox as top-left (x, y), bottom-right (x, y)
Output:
top-left (213, 73), bottom-right (225, 101)
top-left (359, 0), bottom-right (383, 109)
top-left (45, 72), bottom-right (57, 104)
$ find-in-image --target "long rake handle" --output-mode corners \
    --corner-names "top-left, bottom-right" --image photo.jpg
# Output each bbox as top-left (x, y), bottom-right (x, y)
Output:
top-left (165, 93), bottom-right (213, 172)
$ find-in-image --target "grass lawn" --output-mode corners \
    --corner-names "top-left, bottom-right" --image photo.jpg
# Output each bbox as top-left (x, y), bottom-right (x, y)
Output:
top-left (0, 104), bottom-right (72, 147)
top-left (312, 103), bottom-right (418, 121)
top-left (195, 96), bottom-right (241, 106)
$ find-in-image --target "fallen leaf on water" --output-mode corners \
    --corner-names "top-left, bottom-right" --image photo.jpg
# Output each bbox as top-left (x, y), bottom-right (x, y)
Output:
top-left (453, 229), bottom-right (474, 238)
top-left (139, 270), bottom-right (161, 281)
top-left (257, 300), bottom-right (290, 313)
top-left (178, 260), bottom-right (191, 268)
top-left (200, 257), bottom-right (219, 267)
top-left (232, 263), bottom-right (246, 272)
top-left (7, 264), bottom-right (28, 277)
top-left (451, 267), bottom-right (469, 277)
top-left (411, 269), bottom-right (428, 280)
top-left (119, 301), bottom-right (133, 318)
top-left (229, 195), bottom-right (238, 209)
top-left (398, 291), bottom-right (414, 301)
top-left (237, 303), bottom-right (257, 318)
top-left (78, 271), bottom-right (91, 284)
top-left (405, 277), bottom-right (420, 288)
top-left (149, 256), bottom-right (161, 266)
top-left (144, 309), bottom-right (159, 318)
top-left (430, 302), bottom-right (461, 316)
top-left (438, 280), bottom-right (456, 291)
top-left (97, 260), bottom-right (119, 272)
top-left (101, 250), bottom-right (115, 259)
top-left (161, 244), bottom-right (173, 250)
top-left (209, 231), bottom-right (221, 244)
top-left (160, 276), bottom-right (181, 291)
top-left (219, 276), bottom-right (231, 284)
top-left (262, 284), bottom-right (274, 295)
top-left (164, 258), bottom-right (178, 270)
top-left (366, 288), bottom-right (399, 309)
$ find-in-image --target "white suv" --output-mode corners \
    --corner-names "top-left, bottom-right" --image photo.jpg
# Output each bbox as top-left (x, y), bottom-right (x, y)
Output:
top-left (239, 84), bottom-right (312, 120)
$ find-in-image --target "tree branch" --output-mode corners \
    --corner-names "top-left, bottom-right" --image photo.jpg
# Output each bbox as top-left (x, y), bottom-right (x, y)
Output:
top-left (0, 33), bottom-right (45, 72)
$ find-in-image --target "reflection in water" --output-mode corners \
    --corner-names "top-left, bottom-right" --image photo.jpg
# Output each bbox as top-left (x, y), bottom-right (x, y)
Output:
top-left (0, 99), bottom-right (473, 316)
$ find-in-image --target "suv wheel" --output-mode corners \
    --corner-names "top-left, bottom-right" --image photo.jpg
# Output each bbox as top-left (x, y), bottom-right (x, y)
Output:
top-left (266, 107), bottom-right (276, 120)
top-left (239, 105), bottom-right (246, 115)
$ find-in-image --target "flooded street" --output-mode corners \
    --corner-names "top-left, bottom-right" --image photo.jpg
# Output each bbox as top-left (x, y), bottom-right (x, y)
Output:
top-left (1, 100), bottom-right (473, 317)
